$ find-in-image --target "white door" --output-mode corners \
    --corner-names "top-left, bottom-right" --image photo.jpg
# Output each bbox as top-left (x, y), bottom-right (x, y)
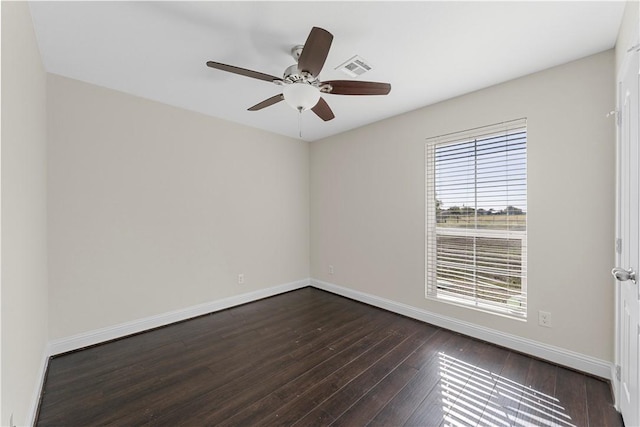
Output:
top-left (614, 45), bottom-right (640, 427)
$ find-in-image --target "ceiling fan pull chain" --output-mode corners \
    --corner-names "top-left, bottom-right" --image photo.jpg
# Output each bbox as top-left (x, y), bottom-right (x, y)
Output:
top-left (298, 110), bottom-right (303, 139)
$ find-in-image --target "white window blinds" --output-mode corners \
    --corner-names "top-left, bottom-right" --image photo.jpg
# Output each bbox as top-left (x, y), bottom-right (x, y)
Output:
top-left (425, 119), bottom-right (527, 318)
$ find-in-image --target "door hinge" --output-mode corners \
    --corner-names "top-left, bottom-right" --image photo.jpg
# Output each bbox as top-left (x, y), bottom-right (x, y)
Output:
top-left (616, 365), bottom-right (621, 381)
top-left (616, 238), bottom-right (622, 254)
top-left (626, 43), bottom-right (640, 53)
top-left (607, 109), bottom-right (622, 127)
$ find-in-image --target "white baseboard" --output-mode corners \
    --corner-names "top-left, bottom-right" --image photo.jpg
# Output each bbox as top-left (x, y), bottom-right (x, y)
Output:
top-left (27, 344), bottom-right (50, 427)
top-left (310, 278), bottom-right (613, 380)
top-left (49, 278), bottom-right (310, 356)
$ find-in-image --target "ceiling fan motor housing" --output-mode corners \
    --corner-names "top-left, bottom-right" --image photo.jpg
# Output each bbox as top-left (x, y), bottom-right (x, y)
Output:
top-left (283, 64), bottom-right (319, 85)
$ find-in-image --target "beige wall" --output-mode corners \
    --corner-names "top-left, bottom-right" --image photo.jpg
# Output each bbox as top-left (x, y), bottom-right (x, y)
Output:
top-left (1, 2), bottom-right (50, 425)
top-left (47, 75), bottom-right (309, 339)
top-left (311, 50), bottom-right (616, 361)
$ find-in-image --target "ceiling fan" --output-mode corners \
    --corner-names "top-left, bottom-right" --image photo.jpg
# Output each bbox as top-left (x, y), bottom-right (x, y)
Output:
top-left (206, 27), bottom-right (391, 122)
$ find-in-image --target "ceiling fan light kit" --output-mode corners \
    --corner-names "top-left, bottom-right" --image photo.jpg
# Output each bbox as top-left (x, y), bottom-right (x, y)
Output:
top-left (283, 83), bottom-right (320, 112)
top-left (206, 26), bottom-right (391, 122)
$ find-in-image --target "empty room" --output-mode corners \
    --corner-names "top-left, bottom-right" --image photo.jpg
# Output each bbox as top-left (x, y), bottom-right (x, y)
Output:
top-left (2, 1), bottom-right (639, 426)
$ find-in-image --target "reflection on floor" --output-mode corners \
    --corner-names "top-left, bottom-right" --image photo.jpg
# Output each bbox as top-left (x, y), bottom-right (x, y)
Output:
top-left (440, 352), bottom-right (577, 426)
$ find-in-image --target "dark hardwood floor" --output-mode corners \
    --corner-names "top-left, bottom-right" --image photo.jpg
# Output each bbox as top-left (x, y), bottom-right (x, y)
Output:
top-left (36, 287), bottom-right (623, 426)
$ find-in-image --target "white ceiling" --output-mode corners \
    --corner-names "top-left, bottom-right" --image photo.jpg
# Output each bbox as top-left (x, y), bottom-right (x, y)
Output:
top-left (29, 1), bottom-right (626, 142)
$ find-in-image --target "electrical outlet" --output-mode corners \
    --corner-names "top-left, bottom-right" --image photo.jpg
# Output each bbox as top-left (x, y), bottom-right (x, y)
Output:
top-left (238, 273), bottom-right (244, 285)
top-left (329, 265), bottom-right (334, 275)
top-left (538, 310), bottom-right (552, 328)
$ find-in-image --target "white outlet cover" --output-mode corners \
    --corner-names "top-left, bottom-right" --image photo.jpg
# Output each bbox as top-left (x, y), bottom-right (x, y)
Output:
top-left (538, 311), bottom-right (551, 327)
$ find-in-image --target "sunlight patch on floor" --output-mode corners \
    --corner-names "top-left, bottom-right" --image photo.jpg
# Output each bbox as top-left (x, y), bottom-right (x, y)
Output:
top-left (437, 352), bottom-right (575, 427)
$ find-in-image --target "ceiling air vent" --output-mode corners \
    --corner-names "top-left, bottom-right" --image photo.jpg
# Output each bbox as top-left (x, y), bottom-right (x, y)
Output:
top-left (336, 55), bottom-right (373, 78)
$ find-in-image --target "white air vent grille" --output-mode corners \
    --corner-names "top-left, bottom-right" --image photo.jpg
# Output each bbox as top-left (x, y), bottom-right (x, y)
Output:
top-left (336, 55), bottom-right (373, 77)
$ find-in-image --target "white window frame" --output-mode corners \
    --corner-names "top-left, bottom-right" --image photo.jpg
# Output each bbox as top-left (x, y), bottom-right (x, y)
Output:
top-left (425, 119), bottom-right (527, 319)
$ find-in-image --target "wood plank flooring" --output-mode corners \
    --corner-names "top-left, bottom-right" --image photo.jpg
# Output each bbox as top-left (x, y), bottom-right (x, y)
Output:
top-left (36, 287), bottom-right (623, 426)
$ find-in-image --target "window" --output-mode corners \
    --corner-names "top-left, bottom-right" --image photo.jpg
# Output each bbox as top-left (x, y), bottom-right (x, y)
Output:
top-left (425, 119), bottom-right (527, 318)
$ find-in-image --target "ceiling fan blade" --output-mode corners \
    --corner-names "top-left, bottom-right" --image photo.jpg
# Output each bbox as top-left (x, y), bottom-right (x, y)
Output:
top-left (321, 80), bottom-right (391, 96)
top-left (248, 94), bottom-right (285, 111)
top-left (206, 61), bottom-right (283, 83)
top-left (298, 27), bottom-right (333, 77)
top-left (311, 97), bottom-right (335, 121)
